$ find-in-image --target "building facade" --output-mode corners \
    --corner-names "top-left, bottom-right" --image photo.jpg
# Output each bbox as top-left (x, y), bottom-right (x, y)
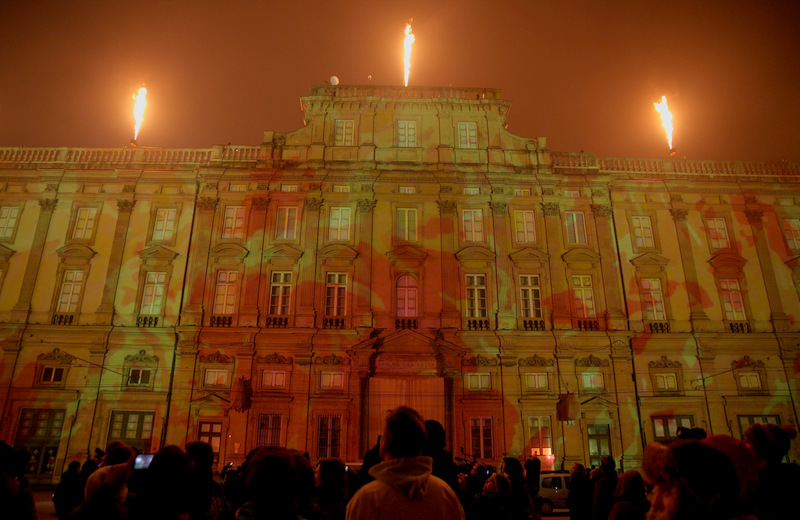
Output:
top-left (0, 84), bottom-right (798, 482)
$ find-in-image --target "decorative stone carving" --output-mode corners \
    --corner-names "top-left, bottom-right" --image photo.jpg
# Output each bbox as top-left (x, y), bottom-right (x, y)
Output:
top-left (575, 354), bottom-right (609, 367)
top-left (357, 199), bottom-right (377, 213)
top-left (542, 188), bottom-right (555, 196)
top-left (670, 194), bottom-right (683, 202)
top-left (313, 353), bottom-right (350, 365)
top-left (590, 204), bottom-right (612, 217)
top-left (440, 186), bottom-right (453, 193)
top-left (123, 185), bottom-right (136, 193)
top-left (45, 184), bottom-right (58, 192)
top-left (256, 183), bottom-right (269, 191)
top-left (308, 183), bottom-right (321, 191)
top-left (745, 210), bottom-right (764, 224)
top-left (541, 202), bottom-right (560, 217)
top-left (196, 197), bottom-right (218, 211)
top-left (648, 355), bottom-right (682, 369)
top-left (360, 184), bottom-right (373, 193)
top-left (251, 197), bottom-right (269, 210)
top-left (518, 354), bottom-right (555, 367)
top-left (592, 188), bottom-right (607, 198)
top-left (305, 198), bottom-right (324, 211)
top-left (125, 350), bottom-right (158, 363)
top-left (669, 208), bottom-right (688, 222)
top-left (732, 355), bottom-right (765, 369)
top-left (199, 351), bottom-right (232, 363)
top-left (257, 352), bottom-right (294, 365)
top-left (489, 202), bottom-right (508, 215)
top-left (437, 200), bottom-right (456, 215)
top-left (463, 354), bottom-right (498, 367)
top-left (272, 135), bottom-right (286, 147)
top-left (492, 187), bottom-right (504, 194)
top-left (39, 198), bottom-right (58, 212)
top-left (37, 348), bottom-right (74, 363)
top-left (117, 199), bottom-right (136, 213)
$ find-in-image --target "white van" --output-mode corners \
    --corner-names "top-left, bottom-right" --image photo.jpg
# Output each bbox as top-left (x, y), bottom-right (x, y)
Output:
top-left (536, 471), bottom-right (571, 514)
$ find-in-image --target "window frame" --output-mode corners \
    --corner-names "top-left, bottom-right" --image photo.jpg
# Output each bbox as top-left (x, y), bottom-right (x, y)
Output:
top-left (466, 373), bottom-right (492, 391)
top-left (640, 277), bottom-right (667, 321)
top-left (719, 277), bottom-right (747, 322)
top-left (212, 270), bottom-right (239, 316)
top-left (324, 272), bottom-right (348, 317)
top-left (580, 372), bottom-right (605, 392)
top-left (397, 120), bottom-right (417, 148)
top-left (514, 209), bottom-right (537, 244)
top-left (525, 372), bottom-right (549, 392)
top-left (629, 214), bottom-right (657, 250)
top-left (705, 216), bottom-right (732, 251)
top-left (148, 205), bottom-right (180, 246)
top-left (203, 368), bottom-right (231, 388)
top-left (565, 211), bottom-right (588, 245)
top-left (268, 271), bottom-right (293, 316)
top-left (221, 205), bottom-right (245, 240)
top-left (68, 204), bottom-right (101, 243)
top-left (469, 416), bottom-right (493, 459)
top-left (334, 119), bottom-right (355, 146)
top-left (462, 209), bottom-right (484, 243)
top-left (395, 207), bottom-right (418, 243)
top-left (519, 274), bottom-right (542, 319)
top-left (571, 274), bottom-right (596, 318)
top-left (652, 415), bottom-right (694, 442)
top-left (0, 203), bottom-right (24, 243)
top-left (395, 275), bottom-right (418, 318)
top-left (528, 415), bottom-right (553, 459)
top-left (465, 273), bottom-right (488, 318)
top-left (274, 206), bottom-right (299, 241)
top-left (457, 122), bottom-right (478, 149)
top-left (317, 414), bottom-right (343, 459)
top-left (328, 207), bottom-right (351, 241)
top-left (782, 218), bottom-right (800, 252)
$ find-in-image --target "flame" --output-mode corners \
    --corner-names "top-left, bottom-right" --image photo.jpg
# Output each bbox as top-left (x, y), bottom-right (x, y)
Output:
top-left (653, 95), bottom-right (674, 150)
top-left (403, 21), bottom-right (415, 87)
top-left (133, 86), bottom-right (147, 140)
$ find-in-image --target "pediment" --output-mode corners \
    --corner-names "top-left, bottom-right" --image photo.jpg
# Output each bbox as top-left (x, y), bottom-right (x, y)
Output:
top-left (318, 244), bottom-right (359, 262)
top-left (210, 243), bottom-right (249, 261)
top-left (0, 244), bottom-right (15, 262)
top-left (138, 245), bottom-right (179, 264)
top-left (455, 246), bottom-right (495, 269)
top-left (262, 244), bottom-right (304, 264)
top-left (787, 255), bottom-right (800, 271)
top-left (708, 252), bottom-right (746, 269)
top-left (386, 245), bottom-right (428, 266)
top-left (630, 252), bottom-right (670, 268)
top-left (350, 329), bottom-right (461, 356)
top-left (509, 247), bottom-right (549, 267)
top-left (562, 247), bottom-right (600, 267)
top-left (56, 243), bottom-right (96, 260)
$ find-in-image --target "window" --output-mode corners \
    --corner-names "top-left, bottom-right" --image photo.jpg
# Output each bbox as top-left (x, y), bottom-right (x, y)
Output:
top-left (213, 271), bottom-right (238, 315)
top-left (229, 184), bottom-right (247, 192)
top-left (525, 373), bottom-right (548, 390)
top-left (198, 422), bottom-right (223, 463)
top-left (466, 373), bottom-right (491, 390)
top-left (470, 417), bottom-right (493, 458)
top-left (466, 274), bottom-right (487, 318)
top-left (334, 120), bottom-right (354, 146)
top-left (720, 279), bottom-right (746, 321)
top-left (581, 372), bottom-right (604, 391)
top-left (652, 415), bottom-right (693, 442)
top-left (738, 372), bottom-right (762, 390)
top-left (732, 357), bottom-right (767, 395)
top-left (204, 368), bottom-right (229, 387)
top-left (572, 275), bottom-right (595, 318)
top-left (464, 187), bottom-right (480, 195)
top-left (707, 218), bottom-right (730, 249)
top-left (257, 414), bottom-right (282, 446)
top-left (463, 209), bottom-right (484, 242)
top-left (641, 278), bottom-right (666, 321)
top-left (398, 120), bottom-right (417, 147)
top-left (737, 415), bottom-right (781, 441)
top-left (654, 373), bottom-right (678, 391)
top-left (0, 205), bottom-right (20, 239)
top-left (565, 211), bottom-right (587, 244)
top-left (57, 270), bottom-right (84, 314)
top-left (528, 416), bottom-right (553, 457)
top-left (40, 367), bottom-right (65, 384)
top-left (14, 409), bottom-right (66, 475)
top-left (565, 190), bottom-right (580, 198)
top-left (783, 219), bottom-right (800, 250)
top-left (262, 370), bottom-right (287, 388)
top-left (222, 206), bottom-right (245, 239)
top-left (317, 415), bottom-right (342, 459)
top-left (281, 185), bottom-right (298, 192)
top-left (587, 424), bottom-right (611, 468)
top-left (275, 207), bottom-right (297, 240)
top-left (320, 372), bottom-right (344, 389)
top-left (396, 276), bottom-right (418, 317)
top-left (109, 411), bottom-right (155, 452)
top-left (396, 208), bottom-right (417, 242)
top-left (514, 210), bottom-right (536, 243)
top-left (140, 272), bottom-right (166, 315)
top-left (269, 272), bottom-right (292, 315)
top-left (329, 207), bottom-right (351, 241)
top-left (151, 208), bottom-right (176, 242)
top-left (127, 368), bottom-right (152, 387)
top-left (332, 185), bottom-right (350, 193)
top-left (458, 122), bottom-right (478, 149)
top-left (519, 275), bottom-right (542, 319)
top-left (631, 216), bottom-right (655, 249)
top-left (514, 189), bottom-right (531, 196)
top-left (399, 186), bottom-right (416, 194)
top-left (325, 273), bottom-right (347, 316)
top-left (72, 207), bottom-right (98, 240)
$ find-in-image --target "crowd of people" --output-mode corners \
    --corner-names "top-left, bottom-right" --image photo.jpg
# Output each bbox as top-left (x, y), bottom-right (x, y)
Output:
top-left (1, 407), bottom-right (798, 520)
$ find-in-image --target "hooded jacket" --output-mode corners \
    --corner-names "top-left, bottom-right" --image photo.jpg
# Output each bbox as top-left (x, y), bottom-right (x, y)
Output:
top-left (345, 456), bottom-right (464, 520)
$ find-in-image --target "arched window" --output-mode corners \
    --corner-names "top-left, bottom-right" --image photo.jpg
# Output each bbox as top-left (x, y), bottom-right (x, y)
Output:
top-left (396, 276), bottom-right (418, 317)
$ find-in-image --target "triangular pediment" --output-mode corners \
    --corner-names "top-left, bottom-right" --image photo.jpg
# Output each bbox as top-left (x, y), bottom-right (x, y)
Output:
top-left (56, 243), bottom-right (96, 260)
top-left (787, 255), bottom-right (800, 270)
top-left (138, 245), bottom-right (179, 264)
top-left (350, 329), bottom-right (461, 356)
top-left (708, 252), bottom-right (746, 268)
top-left (262, 244), bottom-right (304, 264)
top-left (455, 246), bottom-right (496, 262)
top-left (562, 247), bottom-right (600, 267)
top-left (386, 245), bottom-right (428, 266)
top-left (318, 244), bottom-right (359, 261)
top-left (630, 252), bottom-right (670, 268)
top-left (509, 247), bottom-right (549, 267)
top-left (210, 243), bottom-right (249, 261)
top-left (0, 244), bottom-right (15, 262)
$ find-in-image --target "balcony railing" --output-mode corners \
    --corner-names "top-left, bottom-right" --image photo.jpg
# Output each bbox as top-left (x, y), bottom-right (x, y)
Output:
top-left (210, 315), bottom-right (233, 327)
top-left (323, 317), bottom-right (346, 329)
top-left (728, 321), bottom-right (752, 333)
top-left (395, 318), bottom-right (418, 330)
top-left (136, 316), bottom-right (160, 328)
top-left (264, 316), bottom-right (289, 328)
top-left (51, 313), bottom-right (76, 325)
top-left (522, 319), bottom-right (546, 331)
top-left (575, 319), bottom-right (601, 331)
top-left (466, 318), bottom-right (491, 331)
top-left (647, 321), bottom-right (671, 333)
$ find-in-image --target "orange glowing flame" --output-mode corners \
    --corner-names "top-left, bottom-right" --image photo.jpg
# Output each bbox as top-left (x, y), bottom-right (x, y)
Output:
top-left (653, 95), bottom-right (674, 150)
top-left (133, 86), bottom-right (147, 140)
top-left (403, 21), bottom-right (415, 87)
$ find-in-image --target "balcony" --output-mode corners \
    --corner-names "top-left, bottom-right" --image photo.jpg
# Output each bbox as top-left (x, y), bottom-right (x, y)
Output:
top-left (323, 317), bottom-right (346, 329)
top-left (136, 316), bottom-right (160, 328)
top-left (466, 318), bottom-right (491, 331)
top-left (51, 313), bottom-right (76, 325)
top-left (647, 321), bottom-right (671, 333)
top-left (264, 316), bottom-right (289, 328)
top-left (395, 318), bottom-right (418, 330)
top-left (522, 319), bottom-right (546, 331)
top-left (574, 319), bottom-right (601, 331)
top-left (728, 321), bottom-right (752, 333)
top-left (210, 315), bottom-right (233, 327)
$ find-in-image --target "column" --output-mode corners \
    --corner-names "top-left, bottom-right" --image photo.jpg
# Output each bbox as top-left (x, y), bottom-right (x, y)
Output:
top-left (11, 198), bottom-right (57, 321)
top-left (181, 197), bottom-right (218, 325)
top-left (437, 200), bottom-right (460, 328)
top-left (542, 202), bottom-right (571, 329)
top-left (745, 209), bottom-right (790, 331)
top-left (353, 199), bottom-right (375, 327)
top-left (669, 207), bottom-right (711, 327)
top-left (591, 204), bottom-right (626, 330)
top-left (295, 198), bottom-right (323, 327)
top-left (490, 202), bottom-right (515, 329)
top-left (240, 197), bottom-right (268, 327)
top-left (95, 199), bottom-right (136, 324)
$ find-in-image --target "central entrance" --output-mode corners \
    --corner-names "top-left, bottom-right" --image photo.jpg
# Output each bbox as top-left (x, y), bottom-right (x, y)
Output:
top-left (367, 376), bottom-right (445, 448)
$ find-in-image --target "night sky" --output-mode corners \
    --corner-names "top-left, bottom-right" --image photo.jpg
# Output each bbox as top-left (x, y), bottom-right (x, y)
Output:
top-left (1, 0), bottom-right (798, 162)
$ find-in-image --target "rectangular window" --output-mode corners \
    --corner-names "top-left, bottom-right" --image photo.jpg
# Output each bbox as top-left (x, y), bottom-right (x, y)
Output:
top-left (257, 414), bottom-right (282, 447)
top-left (654, 373), bottom-right (678, 391)
top-left (57, 270), bottom-right (84, 313)
top-left (514, 189), bottom-right (531, 196)
top-left (332, 185), bottom-right (350, 193)
top-left (466, 373), bottom-right (491, 390)
top-left (0, 206), bottom-right (20, 239)
top-left (738, 372), bottom-right (762, 390)
top-left (463, 187), bottom-right (480, 195)
top-left (334, 120), bottom-right (354, 146)
top-left (641, 278), bottom-right (666, 321)
top-left (198, 422), bottom-right (223, 463)
top-left (152, 208), bottom-right (177, 242)
top-left (213, 271), bottom-right (238, 315)
top-left (229, 184), bottom-right (247, 192)
top-left (109, 411), bottom-right (155, 452)
top-left (329, 207), bottom-right (351, 241)
top-left (396, 208), bottom-right (417, 241)
top-left (222, 206), bottom-right (245, 239)
top-left (782, 219), bottom-right (800, 250)
top-left (15, 409), bottom-right (66, 475)
top-left (262, 370), bottom-right (287, 388)
top-left (528, 416), bottom-right (552, 457)
top-left (631, 216), bottom-right (655, 249)
top-left (737, 415), bottom-right (781, 441)
top-left (317, 415), bottom-right (342, 459)
top-left (519, 275), bottom-right (542, 319)
top-left (458, 122), bottom-right (478, 149)
top-left (72, 207), bottom-right (98, 240)
top-left (525, 373), bottom-right (548, 390)
top-left (40, 367), bottom-right (65, 383)
top-left (582, 372), bottom-right (604, 390)
top-left (707, 218), bottom-right (730, 249)
top-left (269, 272), bottom-right (292, 315)
top-left (399, 186), bottom-right (416, 194)
top-left (325, 273), bottom-right (347, 316)
top-left (572, 275), bottom-right (595, 318)
top-left (398, 120), bottom-right (417, 147)
top-left (463, 209), bottom-right (484, 242)
top-left (565, 211), bottom-right (587, 244)
top-left (204, 369), bottom-right (229, 387)
top-left (140, 271), bottom-right (166, 315)
top-left (396, 276), bottom-right (418, 318)
top-left (275, 207), bottom-right (297, 240)
top-left (281, 185), bottom-right (298, 192)
top-left (720, 279), bottom-right (746, 321)
top-left (466, 274), bottom-right (487, 318)
top-left (127, 368), bottom-right (152, 387)
top-left (565, 190), bottom-right (580, 198)
top-left (652, 415), bottom-right (694, 442)
top-left (514, 210), bottom-right (536, 243)
top-left (470, 417), bottom-right (493, 459)
top-left (320, 371), bottom-right (344, 389)
top-left (587, 424), bottom-right (611, 468)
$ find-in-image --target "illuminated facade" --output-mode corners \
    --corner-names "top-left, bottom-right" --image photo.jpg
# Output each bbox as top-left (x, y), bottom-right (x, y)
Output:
top-left (0, 84), bottom-right (798, 482)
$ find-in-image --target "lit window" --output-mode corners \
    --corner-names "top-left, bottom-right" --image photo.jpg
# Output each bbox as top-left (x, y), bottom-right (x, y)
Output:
top-left (329, 207), bottom-right (351, 241)
top-left (281, 185), bottom-right (298, 192)
top-left (396, 208), bottom-right (417, 241)
top-left (514, 189), bottom-right (531, 196)
top-left (152, 208), bottom-right (176, 242)
top-left (458, 122), bottom-right (478, 149)
top-left (641, 278), bottom-right (666, 321)
top-left (127, 368), bottom-right (152, 387)
top-left (40, 367), bottom-right (65, 384)
top-left (140, 272), bottom-right (166, 315)
top-left (0, 206), bottom-right (20, 239)
top-left (332, 185), bottom-right (350, 193)
top-left (514, 210), bottom-right (536, 243)
top-left (396, 276), bottom-right (418, 317)
top-left (320, 372), bottom-right (344, 389)
top-left (707, 218), bottom-right (730, 249)
top-left (565, 211), bottom-right (587, 244)
top-left (470, 417), bottom-right (493, 458)
top-left (275, 207), bottom-right (297, 240)
top-left (720, 279), bottom-right (746, 321)
top-left (262, 370), bottom-right (287, 388)
top-left (398, 121), bottom-right (417, 147)
top-left (325, 273), bottom-right (347, 316)
top-left (783, 218), bottom-right (800, 250)
top-left (204, 368), bottom-right (229, 387)
top-left (652, 415), bottom-right (693, 442)
top-left (631, 216), bottom-right (655, 249)
top-left (464, 187), bottom-right (480, 195)
top-left (317, 415), bottom-right (342, 459)
top-left (463, 209), bottom-right (484, 242)
top-left (57, 270), bottom-right (84, 313)
top-left (269, 272), bottom-right (292, 315)
top-left (525, 373), bottom-right (548, 390)
top-left (738, 372), bottom-right (762, 390)
top-left (72, 207), bottom-right (97, 240)
top-left (572, 275), bottom-right (595, 318)
top-left (582, 372), bottom-right (604, 391)
top-left (654, 373), bottom-right (678, 391)
top-left (257, 414), bottom-right (282, 447)
top-left (466, 373), bottom-right (491, 390)
top-left (466, 274), bottom-right (487, 318)
top-left (519, 275), bottom-right (542, 319)
top-left (528, 416), bottom-right (552, 457)
top-left (198, 422), bottom-right (223, 462)
top-left (213, 271), bottom-right (238, 315)
top-left (222, 206), bottom-right (245, 239)
top-left (399, 186), bottom-right (416, 194)
top-left (334, 120), bottom-right (354, 146)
